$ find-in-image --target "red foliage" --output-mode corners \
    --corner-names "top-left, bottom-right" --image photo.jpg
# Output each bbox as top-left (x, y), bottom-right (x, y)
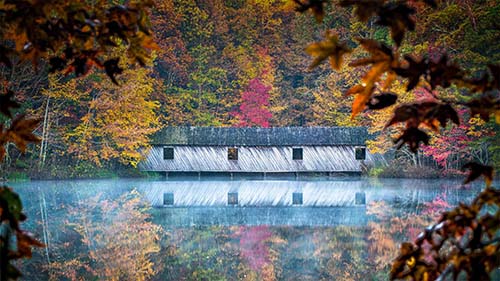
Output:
top-left (421, 107), bottom-right (493, 169)
top-left (422, 192), bottom-right (451, 218)
top-left (233, 225), bottom-right (272, 271)
top-left (233, 78), bottom-right (272, 127)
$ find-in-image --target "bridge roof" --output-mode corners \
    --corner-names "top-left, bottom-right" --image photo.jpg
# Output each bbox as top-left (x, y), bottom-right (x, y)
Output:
top-left (151, 127), bottom-right (368, 146)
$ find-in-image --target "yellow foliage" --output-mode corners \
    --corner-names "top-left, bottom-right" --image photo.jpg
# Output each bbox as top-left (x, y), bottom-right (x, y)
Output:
top-left (46, 65), bottom-right (160, 166)
top-left (50, 190), bottom-right (163, 280)
top-left (310, 63), bottom-right (362, 127)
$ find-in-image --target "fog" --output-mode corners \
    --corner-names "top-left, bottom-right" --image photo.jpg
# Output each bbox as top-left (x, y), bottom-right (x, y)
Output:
top-left (10, 178), bottom-right (490, 280)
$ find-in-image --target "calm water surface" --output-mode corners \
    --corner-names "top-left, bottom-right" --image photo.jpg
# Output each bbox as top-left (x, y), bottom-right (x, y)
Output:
top-left (9, 178), bottom-right (495, 280)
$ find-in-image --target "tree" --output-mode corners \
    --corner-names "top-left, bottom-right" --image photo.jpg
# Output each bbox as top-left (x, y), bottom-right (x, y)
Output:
top-left (422, 110), bottom-right (494, 173)
top-left (233, 77), bottom-right (273, 127)
top-left (48, 65), bottom-right (160, 167)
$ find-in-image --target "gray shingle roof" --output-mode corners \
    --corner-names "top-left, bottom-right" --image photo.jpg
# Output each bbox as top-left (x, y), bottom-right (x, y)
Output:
top-left (151, 127), bottom-right (368, 146)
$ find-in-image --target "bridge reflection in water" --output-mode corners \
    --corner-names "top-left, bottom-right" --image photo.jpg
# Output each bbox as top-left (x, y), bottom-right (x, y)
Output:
top-left (141, 180), bottom-right (369, 227)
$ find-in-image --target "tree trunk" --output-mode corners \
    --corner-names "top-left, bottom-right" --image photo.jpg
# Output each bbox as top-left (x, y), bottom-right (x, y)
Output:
top-left (39, 97), bottom-right (50, 169)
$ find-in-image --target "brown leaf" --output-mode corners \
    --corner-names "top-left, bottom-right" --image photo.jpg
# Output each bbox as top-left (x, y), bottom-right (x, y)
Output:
top-left (394, 55), bottom-right (428, 91)
top-left (428, 54), bottom-right (464, 89)
top-left (376, 3), bottom-right (416, 46)
top-left (305, 32), bottom-right (351, 70)
top-left (466, 94), bottom-right (500, 123)
top-left (367, 92), bottom-right (397, 110)
top-left (350, 39), bottom-right (397, 86)
top-left (104, 58), bottom-right (123, 85)
top-left (350, 39), bottom-right (394, 67)
top-left (424, 103), bottom-right (460, 128)
top-left (463, 162), bottom-right (494, 188)
top-left (14, 231), bottom-right (45, 259)
top-left (48, 57), bottom-right (67, 73)
top-left (387, 102), bottom-right (458, 130)
top-left (6, 115), bottom-right (41, 153)
top-left (293, 0), bottom-right (328, 23)
top-left (339, 0), bottom-right (385, 22)
top-left (386, 104), bottom-right (419, 128)
top-left (395, 127), bottom-right (429, 153)
top-left (0, 90), bottom-right (21, 118)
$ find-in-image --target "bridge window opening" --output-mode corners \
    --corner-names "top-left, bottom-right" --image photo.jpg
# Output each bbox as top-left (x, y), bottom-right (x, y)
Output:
top-left (355, 192), bottom-right (366, 205)
top-left (163, 193), bottom-right (174, 205)
top-left (355, 147), bottom-right (366, 160)
top-left (292, 148), bottom-right (303, 160)
top-left (163, 147), bottom-right (174, 160)
top-left (228, 148), bottom-right (238, 160)
top-left (228, 192), bottom-right (238, 205)
top-left (292, 193), bottom-right (303, 205)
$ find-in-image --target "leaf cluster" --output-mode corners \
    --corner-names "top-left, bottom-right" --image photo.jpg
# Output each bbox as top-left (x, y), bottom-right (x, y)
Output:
top-left (0, 0), bottom-right (157, 84)
top-left (0, 1), bottom-right (158, 279)
top-left (300, 0), bottom-right (500, 153)
top-left (0, 86), bottom-right (41, 281)
top-left (391, 177), bottom-right (500, 280)
top-left (0, 187), bottom-right (44, 280)
top-left (295, 1), bottom-right (500, 279)
top-left (0, 89), bottom-right (40, 161)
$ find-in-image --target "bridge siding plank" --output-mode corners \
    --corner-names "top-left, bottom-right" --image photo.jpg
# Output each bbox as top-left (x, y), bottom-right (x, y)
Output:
top-left (139, 145), bottom-right (371, 172)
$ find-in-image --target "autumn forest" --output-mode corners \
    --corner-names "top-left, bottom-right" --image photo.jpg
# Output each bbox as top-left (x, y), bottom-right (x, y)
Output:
top-left (0, 0), bottom-right (496, 178)
top-left (0, 0), bottom-right (500, 280)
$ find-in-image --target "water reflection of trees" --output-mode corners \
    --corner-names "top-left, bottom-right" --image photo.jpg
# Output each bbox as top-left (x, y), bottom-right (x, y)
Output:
top-left (21, 190), bottom-right (454, 280)
top-left (47, 190), bottom-right (163, 280)
top-left (366, 194), bottom-right (452, 280)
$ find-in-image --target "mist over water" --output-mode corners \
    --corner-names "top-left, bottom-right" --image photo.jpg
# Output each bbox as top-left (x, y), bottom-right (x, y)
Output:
top-left (10, 178), bottom-right (492, 280)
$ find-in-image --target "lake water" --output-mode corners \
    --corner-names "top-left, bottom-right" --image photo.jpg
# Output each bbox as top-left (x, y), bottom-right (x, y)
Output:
top-left (8, 178), bottom-right (497, 280)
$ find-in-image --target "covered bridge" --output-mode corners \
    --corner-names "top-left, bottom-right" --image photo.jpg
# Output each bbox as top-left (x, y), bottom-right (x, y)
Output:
top-left (138, 127), bottom-right (373, 175)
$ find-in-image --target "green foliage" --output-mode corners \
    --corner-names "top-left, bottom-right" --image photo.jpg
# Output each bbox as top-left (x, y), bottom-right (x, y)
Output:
top-left (368, 166), bottom-right (384, 178)
top-left (6, 171), bottom-right (29, 182)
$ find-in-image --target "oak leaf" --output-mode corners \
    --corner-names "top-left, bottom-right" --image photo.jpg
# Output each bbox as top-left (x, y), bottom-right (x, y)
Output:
top-left (376, 3), bottom-right (416, 46)
top-left (367, 92), bottom-right (397, 110)
top-left (463, 162), bottom-right (494, 188)
top-left (293, 0), bottom-right (328, 23)
top-left (350, 39), bottom-right (398, 88)
top-left (305, 32), bottom-right (351, 70)
top-left (5, 114), bottom-right (41, 153)
top-left (0, 90), bottom-right (20, 118)
top-left (395, 127), bottom-right (429, 153)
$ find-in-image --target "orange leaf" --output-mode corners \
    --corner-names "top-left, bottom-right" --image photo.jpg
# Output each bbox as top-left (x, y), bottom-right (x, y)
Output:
top-left (348, 83), bottom-right (375, 118)
top-left (305, 32), bottom-right (351, 70)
